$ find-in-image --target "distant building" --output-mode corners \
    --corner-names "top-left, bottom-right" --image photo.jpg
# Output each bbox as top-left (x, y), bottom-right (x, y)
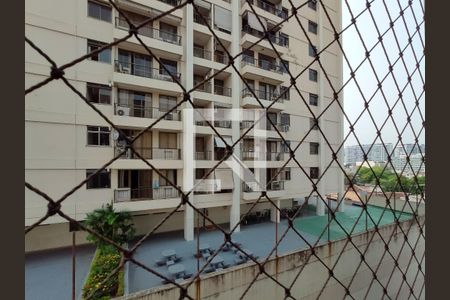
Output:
top-left (344, 143), bottom-right (393, 165)
top-left (392, 153), bottom-right (425, 176)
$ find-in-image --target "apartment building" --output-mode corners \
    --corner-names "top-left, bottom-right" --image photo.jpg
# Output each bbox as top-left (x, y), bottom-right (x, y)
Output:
top-left (25, 0), bottom-right (344, 251)
top-left (344, 143), bottom-right (394, 165)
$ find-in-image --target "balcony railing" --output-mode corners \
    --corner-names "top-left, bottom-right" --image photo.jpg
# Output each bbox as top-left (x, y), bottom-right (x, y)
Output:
top-left (195, 151), bottom-right (212, 160)
top-left (214, 85), bottom-right (232, 97)
top-left (241, 55), bottom-right (283, 74)
top-left (115, 17), bottom-right (182, 45)
top-left (194, 13), bottom-right (211, 26)
top-left (115, 103), bottom-right (181, 120)
top-left (247, 0), bottom-right (288, 19)
top-left (195, 120), bottom-right (232, 128)
top-left (194, 81), bottom-right (212, 93)
top-left (242, 151), bottom-right (284, 161)
top-left (214, 52), bottom-right (229, 64)
top-left (242, 25), bottom-right (289, 47)
top-left (114, 186), bottom-right (180, 202)
top-left (115, 147), bottom-right (181, 160)
top-left (243, 180), bottom-right (285, 192)
top-left (193, 47), bottom-right (212, 60)
top-left (158, 0), bottom-right (181, 6)
top-left (242, 87), bottom-right (284, 102)
top-left (240, 120), bottom-right (290, 132)
top-left (115, 60), bottom-right (181, 82)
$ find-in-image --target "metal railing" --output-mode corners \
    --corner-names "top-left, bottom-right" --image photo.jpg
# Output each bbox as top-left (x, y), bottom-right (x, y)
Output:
top-left (242, 151), bottom-right (284, 161)
top-left (243, 180), bottom-right (285, 192)
top-left (195, 151), bottom-right (212, 160)
top-left (115, 17), bottom-right (182, 45)
top-left (241, 54), bottom-right (283, 73)
top-left (214, 85), bottom-right (232, 97)
top-left (240, 120), bottom-right (289, 132)
top-left (114, 103), bottom-right (181, 120)
top-left (115, 147), bottom-right (181, 160)
top-left (246, 0), bottom-right (288, 19)
top-left (194, 13), bottom-right (211, 26)
top-left (114, 186), bottom-right (180, 202)
top-left (114, 60), bottom-right (181, 82)
top-left (193, 47), bottom-right (212, 60)
top-left (242, 87), bottom-right (284, 102)
top-left (214, 52), bottom-right (229, 64)
top-left (193, 81), bottom-right (212, 93)
top-left (242, 25), bottom-right (289, 47)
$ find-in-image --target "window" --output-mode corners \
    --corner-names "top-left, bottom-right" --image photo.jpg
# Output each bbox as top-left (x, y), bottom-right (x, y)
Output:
top-left (87, 126), bottom-right (110, 146)
top-left (159, 22), bottom-right (178, 44)
top-left (281, 168), bottom-right (291, 181)
top-left (310, 142), bottom-right (319, 154)
top-left (309, 68), bottom-right (318, 82)
top-left (308, 20), bottom-right (318, 34)
top-left (86, 83), bottom-right (111, 104)
top-left (86, 169), bottom-right (111, 189)
top-left (310, 167), bottom-right (319, 179)
top-left (196, 168), bottom-right (206, 180)
top-left (308, 0), bottom-right (317, 11)
top-left (280, 86), bottom-right (290, 100)
top-left (279, 33), bottom-right (289, 47)
top-left (281, 113), bottom-right (290, 126)
top-left (282, 140), bottom-right (291, 153)
top-left (160, 170), bottom-right (177, 186)
top-left (309, 93), bottom-right (318, 106)
top-left (159, 59), bottom-right (178, 78)
top-left (310, 118), bottom-right (319, 130)
top-left (87, 40), bottom-right (111, 63)
top-left (159, 132), bottom-right (177, 149)
top-left (281, 59), bottom-right (289, 73)
top-left (159, 95), bottom-right (177, 111)
top-left (309, 43), bottom-right (317, 57)
top-left (88, 1), bottom-right (112, 22)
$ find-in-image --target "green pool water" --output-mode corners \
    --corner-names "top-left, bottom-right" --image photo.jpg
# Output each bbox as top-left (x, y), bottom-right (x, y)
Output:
top-left (293, 204), bottom-right (413, 241)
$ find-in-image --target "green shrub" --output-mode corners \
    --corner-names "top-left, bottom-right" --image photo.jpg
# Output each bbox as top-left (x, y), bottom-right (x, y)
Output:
top-left (82, 246), bottom-right (124, 300)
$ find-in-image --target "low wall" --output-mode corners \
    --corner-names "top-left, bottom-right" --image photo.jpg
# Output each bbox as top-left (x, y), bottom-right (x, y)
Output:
top-left (116, 216), bottom-right (425, 300)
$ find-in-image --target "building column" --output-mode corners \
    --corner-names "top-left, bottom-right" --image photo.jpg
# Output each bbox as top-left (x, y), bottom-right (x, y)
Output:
top-left (183, 3), bottom-right (194, 241)
top-left (336, 0), bottom-right (345, 213)
top-left (316, 2), bottom-right (325, 216)
top-left (270, 200), bottom-right (280, 223)
top-left (229, 0), bottom-right (242, 233)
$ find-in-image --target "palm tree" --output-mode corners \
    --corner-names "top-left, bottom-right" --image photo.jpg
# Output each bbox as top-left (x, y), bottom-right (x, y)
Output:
top-left (84, 203), bottom-right (136, 250)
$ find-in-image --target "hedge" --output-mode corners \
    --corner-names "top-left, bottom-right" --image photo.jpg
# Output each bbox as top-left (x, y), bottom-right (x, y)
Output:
top-left (82, 245), bottom-right (124, 300)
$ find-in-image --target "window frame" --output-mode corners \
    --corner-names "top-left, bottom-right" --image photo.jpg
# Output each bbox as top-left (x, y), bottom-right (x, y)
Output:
top-left (309, 43), bottom-right (317, 57)
top-left (87, 39), bottom-right (111, 64)
top-left (310, 167), bottom-right (319, 179)
top-left (86, 169), bottom-right (111, 189)
top-left (309, 68), bottom-right (318, 82)
top-left (308, 0), bottom-right (317, 11)
top-left (309, 93), bottom-right (319, 106)
top-left (86, 83), bottom-right (112, 105)
top-left (310, 118), bottom-right (319, 130)
top-left (87, 126), bottom-right (110, 146)
top-left (87, 0), bottom-right (112, 23)
top-left (310, 142), bottom-right (319, 155)
top-left (308, 20), bottom-right (318, 34)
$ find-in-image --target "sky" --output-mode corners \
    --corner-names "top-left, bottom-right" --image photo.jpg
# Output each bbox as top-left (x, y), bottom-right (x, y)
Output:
top-left (339, 0), bottom-right (425, 147)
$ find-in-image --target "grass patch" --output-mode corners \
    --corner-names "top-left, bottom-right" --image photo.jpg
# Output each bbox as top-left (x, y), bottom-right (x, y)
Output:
top-left (82, 245), bottom-right (124, 300)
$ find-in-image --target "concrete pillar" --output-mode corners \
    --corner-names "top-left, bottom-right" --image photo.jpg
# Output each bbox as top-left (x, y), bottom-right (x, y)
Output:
top-left (335, 0), bottom-right (345, 213)
top-left (270, 200), bottom-right (280, 223)
top-left (316, 2), bottom-right (325, 217)
top-left (229, 0), bottom-right (242, 232)
top-left (183, 3), bottom-right (194, 241)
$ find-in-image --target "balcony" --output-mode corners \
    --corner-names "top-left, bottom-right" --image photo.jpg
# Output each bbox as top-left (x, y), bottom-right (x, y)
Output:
top-left (242, 87), bottom-right (283, 102)
top-left (240, 120), bottom-right (290, 132)
top-left (115, 17), bottom-right (182, 46)
top-left (193, 82), bottom-right (232, 98)
top-left (114, 60), bottom-right (181, 82)
top-left (214, 52), bottom-right (229, 64)
top-left (194, 12), bottom-right (211, 26)
top-left (115, 147), bottom-right (181, 160)
top-left (242, 151), bottom-right (284, 161)
top-left (158, 0), bottom-right (181, 6)
top-left (114, 186), bottom-right (180, 202)
top-left (241, 55), bottom-right (283, 74)
top-left (195, 151), bottom-right (213, 160)
top-left (242, 25), bottom-right (289, 48)
top-left (114, 104), bottom-right (181, 120)
top-left (195, 120), bottom-right (232, 129)
top-left (243, 180), bottom-right (285, 192)
top-left (194, 47), bottom-right (212, 60)
top-left (247, 0), bottom-right (287, 19)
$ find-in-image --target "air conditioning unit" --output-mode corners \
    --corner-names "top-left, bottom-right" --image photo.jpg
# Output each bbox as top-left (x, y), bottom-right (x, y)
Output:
top-left (281, 124), bottom-right (290, 132)
top-left (116, 106), bottom-right (130, 116)
top-left (115, 188), bottom-right (131, 202)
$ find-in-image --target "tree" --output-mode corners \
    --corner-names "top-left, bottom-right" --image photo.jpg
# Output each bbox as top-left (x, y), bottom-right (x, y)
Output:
top-left (84, 203), bottom-right (136, 250)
